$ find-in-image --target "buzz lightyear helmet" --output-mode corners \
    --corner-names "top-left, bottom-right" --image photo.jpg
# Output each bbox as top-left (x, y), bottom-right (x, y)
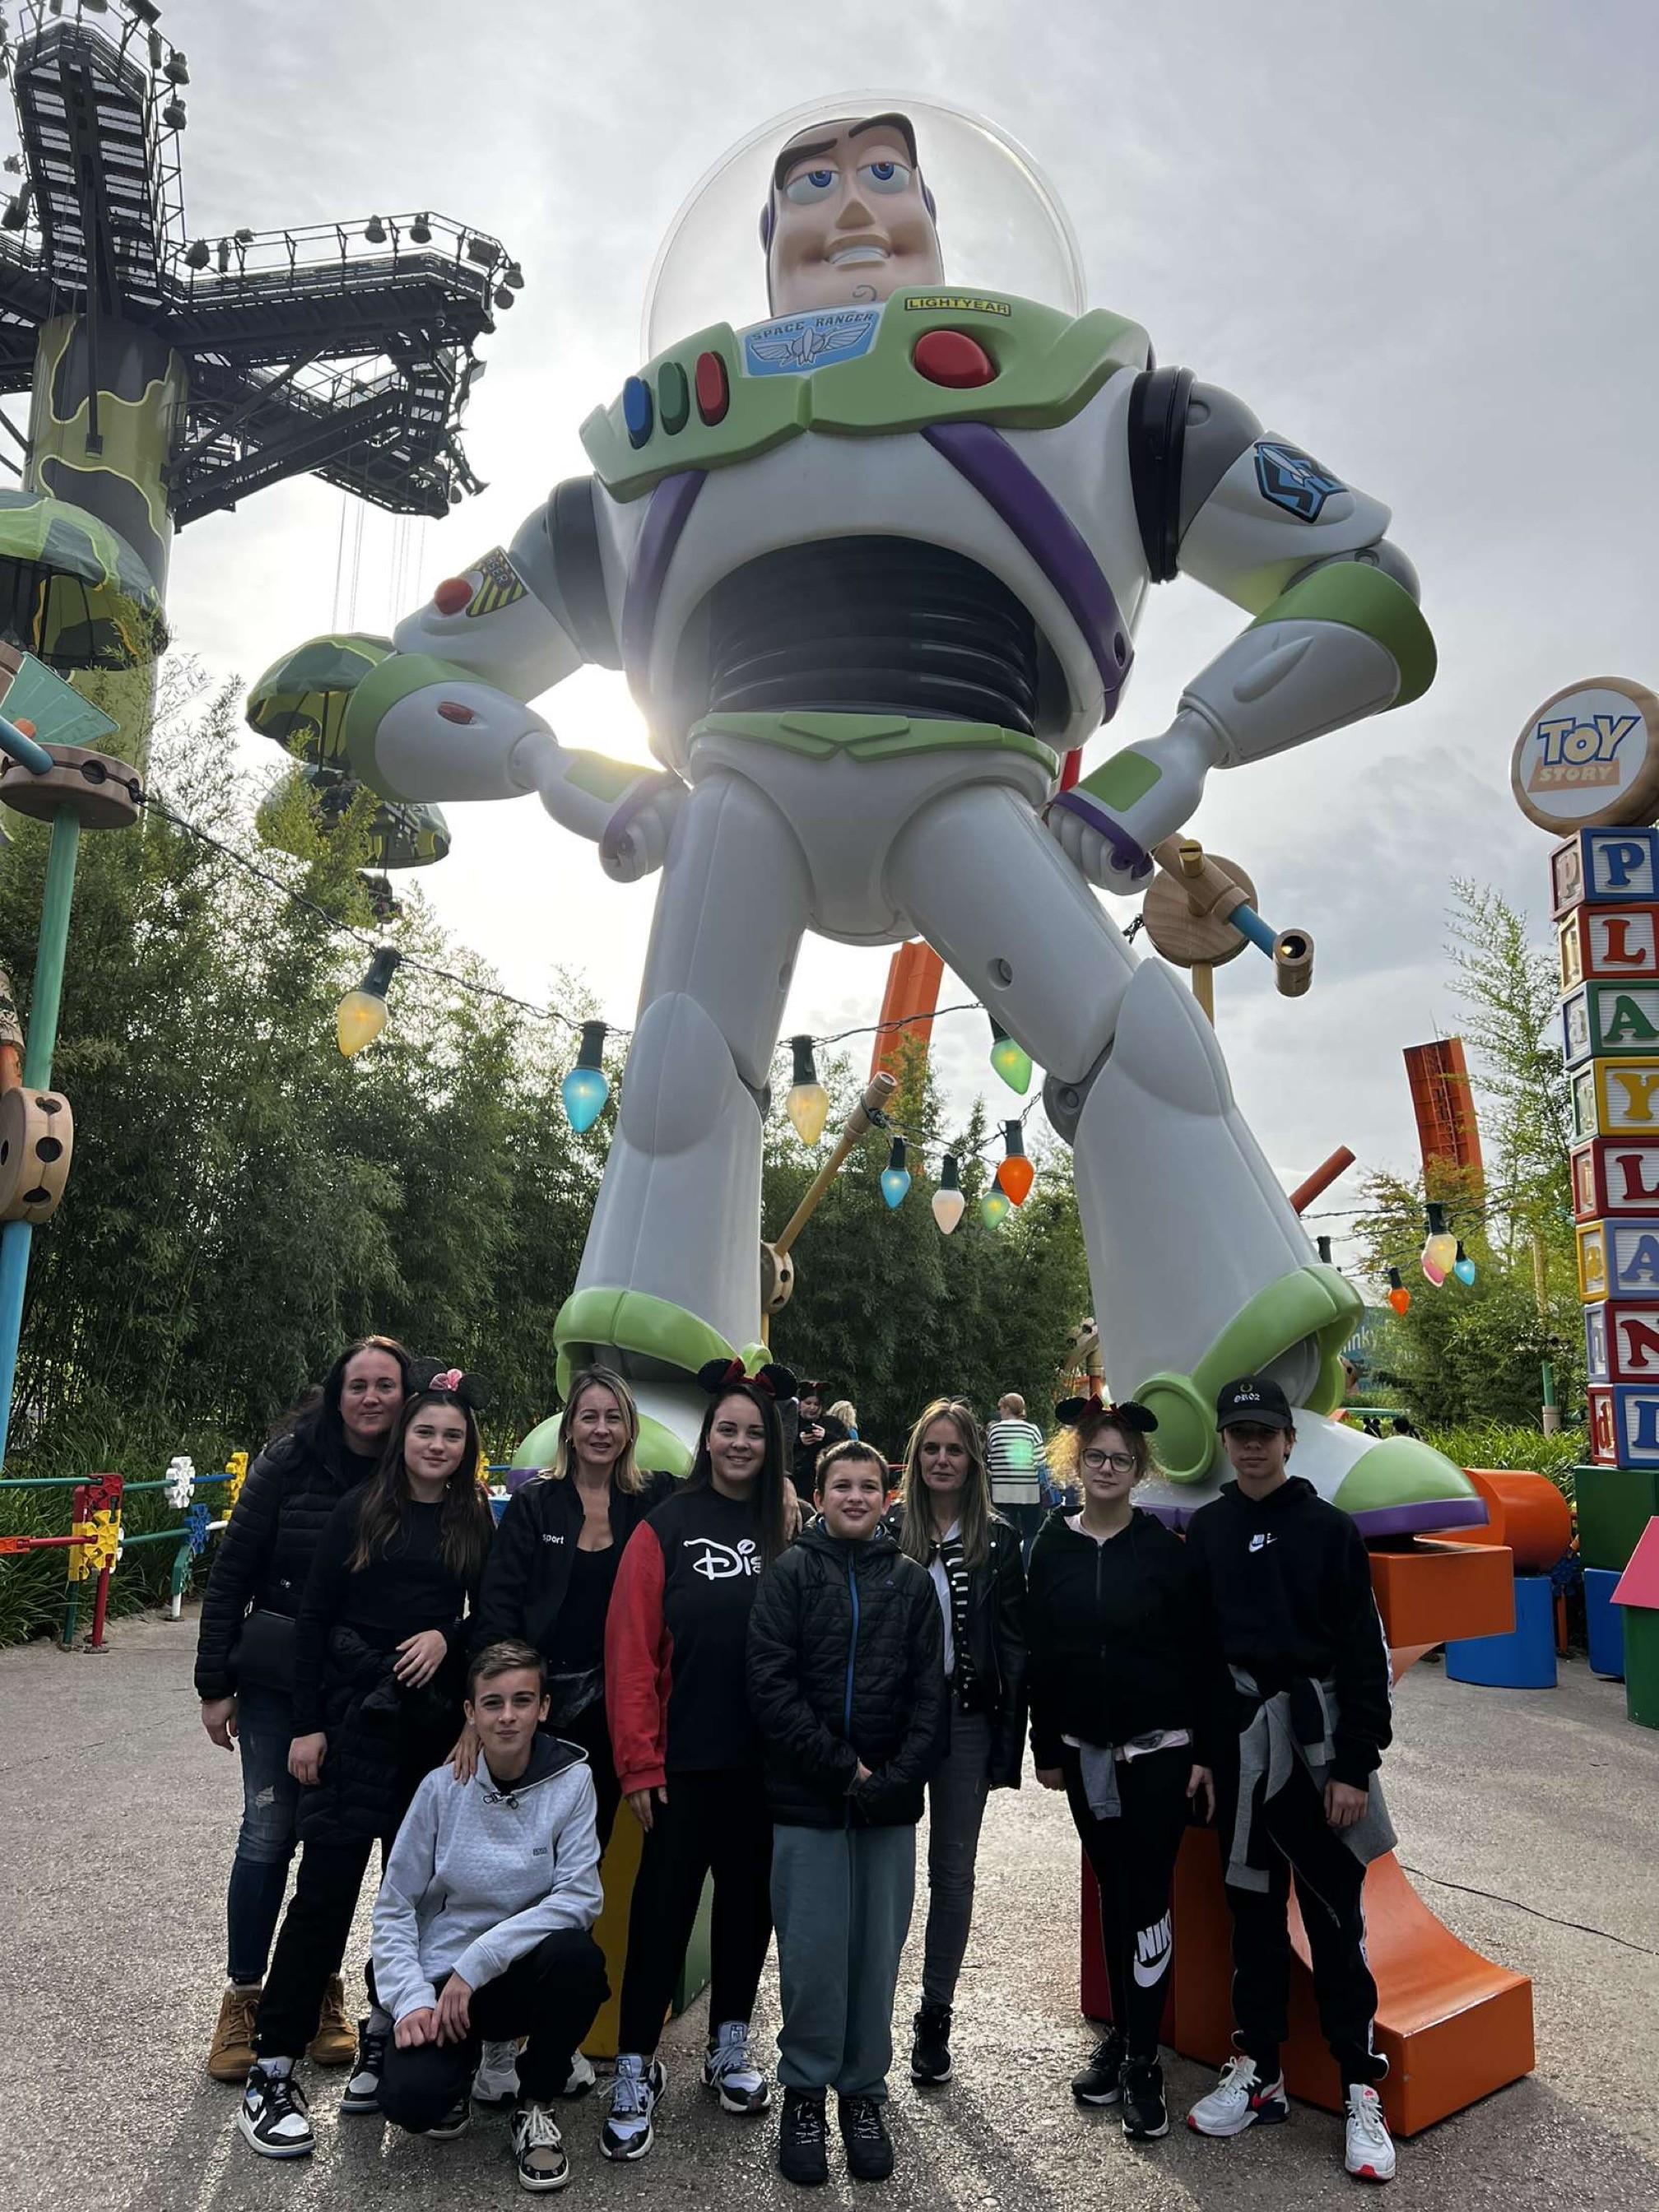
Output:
top-left (641, 91), bottom-right (1086, 357)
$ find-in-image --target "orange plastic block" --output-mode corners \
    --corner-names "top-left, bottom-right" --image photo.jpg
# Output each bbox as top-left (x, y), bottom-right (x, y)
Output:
top-left (1369, 1538), bottom-right (1517, 1652)
top-left (1437, 1472), bottom-right (1571, 1573)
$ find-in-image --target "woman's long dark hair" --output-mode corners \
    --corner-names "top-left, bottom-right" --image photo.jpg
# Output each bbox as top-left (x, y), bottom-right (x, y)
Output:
top-left (293, 1335), bottom-right (414, 1466)
top-left (684, 1381), bottom-right (789, 1568)
top-left (350, 1385), bottom-right (494, 1582)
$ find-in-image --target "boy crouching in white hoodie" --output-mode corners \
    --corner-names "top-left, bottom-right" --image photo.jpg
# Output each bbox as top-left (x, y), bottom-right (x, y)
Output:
top-left (372, 1639), bottom-right (608, 2192)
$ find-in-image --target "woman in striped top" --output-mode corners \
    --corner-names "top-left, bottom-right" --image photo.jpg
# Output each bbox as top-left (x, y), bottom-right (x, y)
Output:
top-left (889, 1399), bottom-right (1027, 2090)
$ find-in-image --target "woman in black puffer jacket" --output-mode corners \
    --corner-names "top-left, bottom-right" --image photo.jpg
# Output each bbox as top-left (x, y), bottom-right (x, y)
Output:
top-left (193, 1336), bottom-right (412, 2083)
top-left (888, 1398), bottom-right (1028, 2088)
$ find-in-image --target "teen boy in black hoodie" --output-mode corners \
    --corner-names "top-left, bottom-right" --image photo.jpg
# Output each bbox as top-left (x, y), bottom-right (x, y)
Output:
top-left (1183, 1377), bottom-right (1398, 2185)
top-left (747, 1441), bottom-right (945, 2188)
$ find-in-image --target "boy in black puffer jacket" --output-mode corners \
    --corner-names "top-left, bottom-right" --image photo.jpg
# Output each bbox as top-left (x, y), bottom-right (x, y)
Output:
top-left (748, 1441), bottom-right (945, 2188)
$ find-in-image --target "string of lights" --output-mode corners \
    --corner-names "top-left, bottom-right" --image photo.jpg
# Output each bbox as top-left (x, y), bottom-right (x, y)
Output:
top-left (136, 789), bottom-right (1051, 1192)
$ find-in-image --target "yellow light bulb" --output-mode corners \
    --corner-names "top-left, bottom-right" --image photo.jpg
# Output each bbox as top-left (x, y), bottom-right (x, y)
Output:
top-left (786, 1081), bottom-right (830, 1146)
top-left (337, 989), bottom-right (388, 1057)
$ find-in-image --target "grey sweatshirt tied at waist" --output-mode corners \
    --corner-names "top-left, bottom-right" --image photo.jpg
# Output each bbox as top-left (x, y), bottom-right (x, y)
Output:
top-left (1224, 1667), bottom-right (1396, 1894)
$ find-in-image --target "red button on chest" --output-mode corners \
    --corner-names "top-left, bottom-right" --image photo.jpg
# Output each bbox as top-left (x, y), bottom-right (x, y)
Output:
top-left (912, 328), bottom-right (997, 388)
top-left (695, 351), bottom-right (729, 425)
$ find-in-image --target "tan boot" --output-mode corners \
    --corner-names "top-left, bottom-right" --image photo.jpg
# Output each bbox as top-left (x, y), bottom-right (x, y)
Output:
top-left (306, 1974), bottom-right (356, 2066)
top-left (207, 1983), bottom-right (261, 2083)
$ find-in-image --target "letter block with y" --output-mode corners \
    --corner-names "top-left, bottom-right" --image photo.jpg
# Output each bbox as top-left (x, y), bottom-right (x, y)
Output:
top-left (1587, 1057), bottom-right (1659, 1136)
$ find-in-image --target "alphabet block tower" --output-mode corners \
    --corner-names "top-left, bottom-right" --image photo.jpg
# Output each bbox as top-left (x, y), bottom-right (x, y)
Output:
top-left (1514, 676), bottom-right (1659, 1724)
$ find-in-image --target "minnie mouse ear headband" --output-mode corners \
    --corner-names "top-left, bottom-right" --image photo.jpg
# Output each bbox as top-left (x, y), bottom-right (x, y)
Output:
top-left (696, 1355), bottom-right (799, 1401)
top-left (410, 1358), bottom-right (493, 1412)
top-left (1053, 1394), bottom-right (1157, 1434)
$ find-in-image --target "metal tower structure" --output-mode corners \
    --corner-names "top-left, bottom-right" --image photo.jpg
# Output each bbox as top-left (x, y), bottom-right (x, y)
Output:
top-left (0, 0), bottom-right (517, 709)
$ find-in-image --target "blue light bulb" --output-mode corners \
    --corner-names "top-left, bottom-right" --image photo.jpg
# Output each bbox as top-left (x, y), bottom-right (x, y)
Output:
top-left (1453, 1242), bottom-right (1476, 1287)
top-left (562, 1063), bottom-right (610, 1133)
top-left (881, 1136), bottom-right (911, 1210)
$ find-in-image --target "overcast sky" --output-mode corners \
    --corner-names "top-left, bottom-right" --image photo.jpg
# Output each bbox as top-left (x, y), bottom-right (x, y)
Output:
top-left (85, 0), bottom-right (1659, 1270)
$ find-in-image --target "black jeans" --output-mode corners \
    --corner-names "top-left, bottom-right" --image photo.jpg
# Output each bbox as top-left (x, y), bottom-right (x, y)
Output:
top-left (378, 1929), bottom-right (609, 2123)
top-left (255, 1832), bottom-right (393, 2061)
top-left (1220, 1762), bottom-right (1385, 2084)
top-left (560, 1698), bottom-right (621, 1852)
top-left (616, 1768), bottom-right (773, 2055)
top-left (1063, 1745), bottom-right (1191, 2061)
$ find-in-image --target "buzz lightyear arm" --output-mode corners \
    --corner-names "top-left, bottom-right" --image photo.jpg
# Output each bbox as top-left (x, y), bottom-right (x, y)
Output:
top-left (1052, 374), bottom-right (1434, 885)
top-left (341, 480), bottom-right (681, 881)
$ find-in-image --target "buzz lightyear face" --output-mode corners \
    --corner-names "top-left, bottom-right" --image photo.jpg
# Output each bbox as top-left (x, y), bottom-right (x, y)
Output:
top-left (764, 112), bottom-right (943, 313)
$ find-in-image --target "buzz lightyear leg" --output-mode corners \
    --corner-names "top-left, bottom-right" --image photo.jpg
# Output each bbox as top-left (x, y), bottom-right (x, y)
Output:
top-left (890, 780), bottom-right (1476, 1526)
top-left (553, 766), bottom-right (811, 1444)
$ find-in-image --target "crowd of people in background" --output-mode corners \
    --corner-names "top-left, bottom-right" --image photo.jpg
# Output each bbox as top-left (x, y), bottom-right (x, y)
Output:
top-left (194, 1347), bottom-right (1401, 2193)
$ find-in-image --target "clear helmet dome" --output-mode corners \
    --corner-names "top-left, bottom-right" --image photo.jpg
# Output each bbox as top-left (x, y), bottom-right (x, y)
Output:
top-left (642, 92), bottom-right (1086, 360)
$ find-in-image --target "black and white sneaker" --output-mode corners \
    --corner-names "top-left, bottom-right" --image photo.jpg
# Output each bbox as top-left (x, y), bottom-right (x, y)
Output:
top-left (1071, 2028), bottom-right (1126, 2107)
top-left (427, 2092), bottom-right (472, 2140)
top-left (599, 2055), bottom-right (667, 2162)
top-left (341, 2018), bottom-right (388, 2115)
top-left (838, 2094), bottom-right (895, 2182)
top-left (703, 2019), bottom-right (769, 2113)
top-left (1121, 2058), bottom-right (1169, 2141)
top-left (909, 2001), bottom-right (953, 2084)
top-left (778, 2088), bottom-right (829, 2186)
top-left (512, 2100), bottom-right (570, 2192)
top-left (239, 2063), bottom-right (315, 2159)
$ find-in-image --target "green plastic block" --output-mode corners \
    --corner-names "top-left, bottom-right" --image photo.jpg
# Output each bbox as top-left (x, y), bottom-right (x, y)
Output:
top-left (1623, 1608), bottom-right (1659, 1728)
top-left (1573, 1462), bottom-right (1659, 1570)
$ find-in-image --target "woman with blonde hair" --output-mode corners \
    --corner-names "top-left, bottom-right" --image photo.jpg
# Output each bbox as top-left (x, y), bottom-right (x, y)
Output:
top-left (468, 1366), bottom-right (674, 1851)
top-left (890, 1397), bottom-right (1026, 2090)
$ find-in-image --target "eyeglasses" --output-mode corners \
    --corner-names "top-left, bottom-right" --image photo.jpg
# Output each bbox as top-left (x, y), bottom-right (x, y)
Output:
top-left (1080, 1451), bottom-right (1136, 1474)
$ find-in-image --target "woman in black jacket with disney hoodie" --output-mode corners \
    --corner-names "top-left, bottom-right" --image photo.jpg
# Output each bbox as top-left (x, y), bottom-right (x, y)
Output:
top-left (748, 1439), bottom-right (946, 2189)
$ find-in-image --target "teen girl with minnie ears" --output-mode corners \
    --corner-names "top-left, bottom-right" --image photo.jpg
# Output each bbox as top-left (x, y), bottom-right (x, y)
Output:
top-left (597, 1358), bottom-right (797, 2163)
top-left (1026, 1395), bottom-right (1215, 2148)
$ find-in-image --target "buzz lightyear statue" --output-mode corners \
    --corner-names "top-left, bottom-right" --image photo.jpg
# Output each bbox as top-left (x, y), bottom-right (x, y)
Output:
top-left (332, 95), bottom-right (1475, 1528)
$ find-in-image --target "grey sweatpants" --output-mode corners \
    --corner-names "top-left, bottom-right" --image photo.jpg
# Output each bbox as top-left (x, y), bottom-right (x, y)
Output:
top-left (771, 1824), bottom-right (917, 2098)
top-left (922, 1705), bottom-right (993, 2006)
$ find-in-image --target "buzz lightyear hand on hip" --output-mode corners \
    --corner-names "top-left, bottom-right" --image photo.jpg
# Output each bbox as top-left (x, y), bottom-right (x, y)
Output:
top-left (343, 658), bottom-right (685, 885)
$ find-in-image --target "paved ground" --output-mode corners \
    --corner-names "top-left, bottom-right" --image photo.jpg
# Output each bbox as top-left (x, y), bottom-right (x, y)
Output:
top-left (2, 1613), bottom-right (1657, 2212)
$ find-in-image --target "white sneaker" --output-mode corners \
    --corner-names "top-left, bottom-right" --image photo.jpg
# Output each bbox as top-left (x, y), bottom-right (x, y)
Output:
top-left (1344, 2083), bottom-right (1396, 2182)
top-left (560, 2050), bottom-right (597, 2098)
top-left (473, 2038), bottom-right (521, 2108)
top-left (701, 2019), bottom-right (769, 2114)
top-left (1186, 2054), bottom-right (1289, 2137)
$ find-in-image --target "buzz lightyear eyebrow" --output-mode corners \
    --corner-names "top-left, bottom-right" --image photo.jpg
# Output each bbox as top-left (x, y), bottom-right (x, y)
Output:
top-left (772, 113), bottom-right (919, 193)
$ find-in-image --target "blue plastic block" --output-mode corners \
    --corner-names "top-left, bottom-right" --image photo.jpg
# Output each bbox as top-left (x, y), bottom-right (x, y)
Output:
top-left (1585, 1565), bottom-right (1625, 1679)
top-left (1445, 1573), bottom-right (1557, 1689)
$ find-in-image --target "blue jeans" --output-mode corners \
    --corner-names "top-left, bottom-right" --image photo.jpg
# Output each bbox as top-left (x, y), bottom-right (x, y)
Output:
top-left (225, 1680), bottom-right (300, 1986)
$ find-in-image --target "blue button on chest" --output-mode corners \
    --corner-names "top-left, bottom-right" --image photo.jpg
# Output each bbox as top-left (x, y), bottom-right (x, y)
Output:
top-left (621, 375), bottom-right (653, 448)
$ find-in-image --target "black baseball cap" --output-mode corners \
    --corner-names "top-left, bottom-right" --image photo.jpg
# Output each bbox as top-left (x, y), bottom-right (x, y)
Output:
top-left (1215, 1376), bottom-right (1294, 1432)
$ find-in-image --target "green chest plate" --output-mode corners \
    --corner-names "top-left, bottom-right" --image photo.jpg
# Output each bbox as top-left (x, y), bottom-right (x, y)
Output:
top-left (581, 290), bottom-right (1150, 502)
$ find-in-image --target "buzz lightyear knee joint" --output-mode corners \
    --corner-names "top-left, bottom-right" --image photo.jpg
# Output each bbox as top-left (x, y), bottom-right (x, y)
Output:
top-left (1043, 1048), bottom-right (1112, 1147)
top-left (619, 991), bottom-right (767, 1148)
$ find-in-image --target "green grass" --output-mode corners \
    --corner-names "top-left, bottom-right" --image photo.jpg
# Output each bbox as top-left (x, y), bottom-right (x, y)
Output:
top-left (1419, 1420), bottom-right (1585, 1500)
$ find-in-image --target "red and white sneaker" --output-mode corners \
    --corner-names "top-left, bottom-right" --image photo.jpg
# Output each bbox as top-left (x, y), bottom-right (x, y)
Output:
top-left (1344, 2083), bottom-right (1396, 2182)
top-left (1186, 2055), bottom-right (1289, 2137)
